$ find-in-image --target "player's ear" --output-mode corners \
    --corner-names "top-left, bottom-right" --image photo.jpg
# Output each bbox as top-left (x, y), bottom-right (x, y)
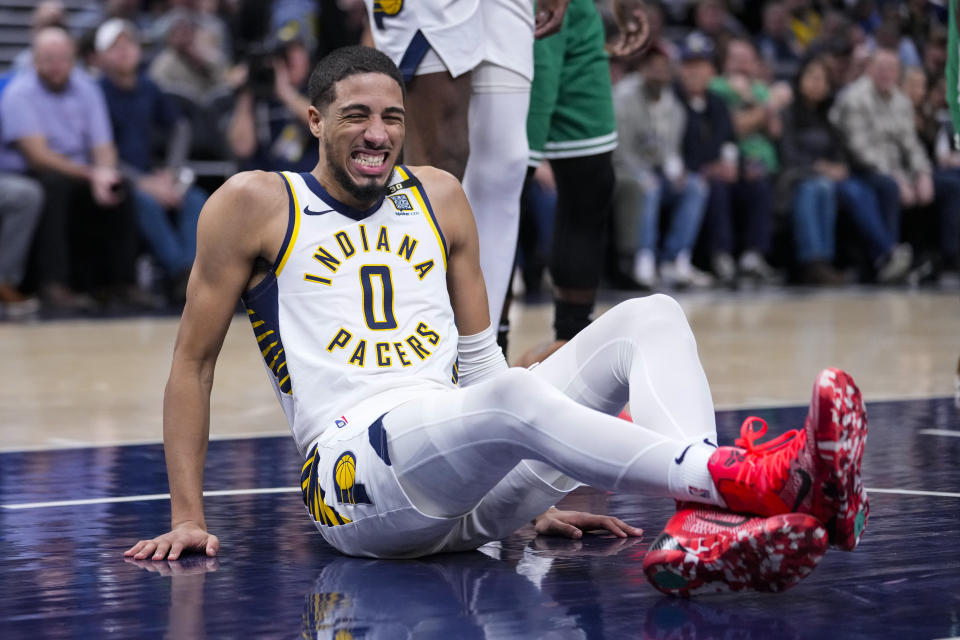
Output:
top-left (308, 105), bottom-right (323, 138)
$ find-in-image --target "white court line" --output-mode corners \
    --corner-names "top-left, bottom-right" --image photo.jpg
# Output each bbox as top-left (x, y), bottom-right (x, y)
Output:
top-left (918, 429), bottom-right (960, 438)
top-left (867, 488), bottom-right (960, 499)
top-left (4, 486), bottom-right (960, 511)
top-left (1, 487), bottom-right (299, 510)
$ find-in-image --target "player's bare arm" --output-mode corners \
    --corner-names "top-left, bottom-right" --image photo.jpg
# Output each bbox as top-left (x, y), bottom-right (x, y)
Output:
top-left (410, 165), bottom-right (492, 336)
top-left (125, 170), bottom-right (288, 560)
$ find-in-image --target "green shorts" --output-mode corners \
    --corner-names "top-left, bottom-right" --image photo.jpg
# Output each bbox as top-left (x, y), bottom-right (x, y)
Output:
top-left (527, 0), bottom-right (617, 166)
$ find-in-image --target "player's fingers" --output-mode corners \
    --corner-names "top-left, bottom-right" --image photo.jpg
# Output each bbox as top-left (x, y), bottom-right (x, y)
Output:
top-left (152, 539), bottom-right (172, 560)
top-left (124, 540), bottom-right (147, 556)
top-left (610, 517), bottom-right (644, 537)
top-left (134, 540), bottom-right (157, 560)
top-left (168, 540), bottom-right (185, 561)
top-left (598, 517), bottom-right (628, 537)
top-left (554, 521), bottom-right (583, 539)
top-left (534, 11), bottom-right (564, 39)
top-left (205, 534), bottom-right (220, 557)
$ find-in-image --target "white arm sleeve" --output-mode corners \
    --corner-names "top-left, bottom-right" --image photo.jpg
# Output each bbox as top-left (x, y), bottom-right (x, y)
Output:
top-left (457, 324), bottom-right (508, 387)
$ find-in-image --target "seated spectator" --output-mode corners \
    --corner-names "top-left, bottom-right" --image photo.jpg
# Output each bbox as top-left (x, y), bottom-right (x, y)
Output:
top-left (226, 27), bottom-right (316, 173)
top-left (0, 27), bottom-right (143, 311)
top-left (779, 57), bottom-right (910, 285)
top-left (690, 0), bottom-right (748, 57)
top-left (755, 1), bottom-right (802, 82)
top-left (0, 174), bottom-right (43, 317)
top-left (904, 70), bottom-right (960, 277)
top-left (831, 48), bottom-right (960, 281)
top-left (702, 35), bottom-right (789, 284)
top-left (613, 46), bottom-right (710, 289)
top-left (149, 9), bottom-right (232, 107)
top-left (95, 18), bottom-right (208, 304)
top-left (869, 18), bottom-right (921, 69)
top-left (922, 24), bottom-right (949, 81)
top-left (11, 1), bottom-right (68, 73)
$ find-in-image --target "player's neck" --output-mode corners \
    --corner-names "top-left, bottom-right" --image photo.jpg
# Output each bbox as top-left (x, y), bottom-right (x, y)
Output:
top-left (310, 164), bottom-right (387, 212)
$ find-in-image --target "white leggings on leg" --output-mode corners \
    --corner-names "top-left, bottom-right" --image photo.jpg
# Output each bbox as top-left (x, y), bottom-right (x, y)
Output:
top-left (383, 295), bottom-right (720, 544)
top-left (462, 63), bottom-right (531, 324)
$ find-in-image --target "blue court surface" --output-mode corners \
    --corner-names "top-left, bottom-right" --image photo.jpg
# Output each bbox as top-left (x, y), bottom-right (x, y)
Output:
top-left (2, 397), bottom-right (958, 639)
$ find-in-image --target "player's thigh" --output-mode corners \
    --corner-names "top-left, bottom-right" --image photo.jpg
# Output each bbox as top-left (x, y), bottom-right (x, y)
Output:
top-left (403, 70), bottom-right (472, 175)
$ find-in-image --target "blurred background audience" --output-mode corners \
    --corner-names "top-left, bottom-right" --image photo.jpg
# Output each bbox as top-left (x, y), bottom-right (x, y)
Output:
top-left (0, 0), bottom-right (957, 321)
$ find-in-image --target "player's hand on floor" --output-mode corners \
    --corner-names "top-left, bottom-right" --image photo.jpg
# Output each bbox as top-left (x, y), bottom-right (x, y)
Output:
top-left (124, 521), bottom-right (220, 560)
top-left (533, 507), bottom-right (643, 539)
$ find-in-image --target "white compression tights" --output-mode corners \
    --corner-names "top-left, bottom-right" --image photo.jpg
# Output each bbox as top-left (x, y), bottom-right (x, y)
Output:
top-left (462, 63), bottom-right (531, 324)
top-left (382, 295), bottom-right (723, 531)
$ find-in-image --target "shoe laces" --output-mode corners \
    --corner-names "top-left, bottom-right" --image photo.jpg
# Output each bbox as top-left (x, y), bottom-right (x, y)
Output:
top-left (733, 417), bottom-right (806, 491)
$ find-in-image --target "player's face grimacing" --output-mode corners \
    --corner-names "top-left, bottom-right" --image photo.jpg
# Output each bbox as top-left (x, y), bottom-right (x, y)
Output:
top-left (320, 72), bottom-right (405, 208)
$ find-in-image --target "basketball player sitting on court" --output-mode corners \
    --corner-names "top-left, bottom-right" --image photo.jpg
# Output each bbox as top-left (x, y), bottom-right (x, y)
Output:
top-left (125, 46), bottom-right (869, 596)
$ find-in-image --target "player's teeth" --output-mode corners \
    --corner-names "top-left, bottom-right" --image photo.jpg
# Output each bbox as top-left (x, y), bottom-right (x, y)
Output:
top-left (355, 154), bottom-right (384, 167)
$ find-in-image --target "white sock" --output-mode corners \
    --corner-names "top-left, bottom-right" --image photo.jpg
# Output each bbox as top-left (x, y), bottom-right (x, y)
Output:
top-left (667, 440), bottom-right (726, 507)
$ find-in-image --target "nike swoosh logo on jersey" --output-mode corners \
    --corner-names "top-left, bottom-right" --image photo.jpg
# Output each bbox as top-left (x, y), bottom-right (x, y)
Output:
top-left (304, 206), bottom-right (335, 216)
top-left (791, 468), bottom-right (813, 511)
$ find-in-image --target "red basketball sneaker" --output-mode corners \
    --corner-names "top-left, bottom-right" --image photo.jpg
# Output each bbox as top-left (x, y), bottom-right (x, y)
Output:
top-left (642, 504), bottom-right (828, 596)
top-left (707, 368), bottom-right (869, 550)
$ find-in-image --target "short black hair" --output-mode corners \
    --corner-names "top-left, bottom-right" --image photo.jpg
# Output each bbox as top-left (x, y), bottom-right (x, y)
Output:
top-left (308, 45), bottom-right (405, 111)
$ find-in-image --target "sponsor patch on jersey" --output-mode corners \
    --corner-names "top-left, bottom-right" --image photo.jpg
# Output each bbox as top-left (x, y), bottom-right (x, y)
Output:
top-left (335, 415), bottom-right (348, 429)
top-left (389, 194), bottom-right (416, 213)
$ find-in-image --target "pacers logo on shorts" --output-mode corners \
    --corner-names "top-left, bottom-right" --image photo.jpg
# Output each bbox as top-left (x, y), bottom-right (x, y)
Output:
top-left (333, 451), bottom-right (372, 505)
top-left (373, 0), bottom-right (403, 29)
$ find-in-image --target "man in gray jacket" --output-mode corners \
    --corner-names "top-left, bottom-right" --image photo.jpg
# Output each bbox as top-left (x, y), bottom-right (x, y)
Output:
top-left (613, 46), bottom-right (710, 289)
top-left (831, 47), bottom-right (960, 278)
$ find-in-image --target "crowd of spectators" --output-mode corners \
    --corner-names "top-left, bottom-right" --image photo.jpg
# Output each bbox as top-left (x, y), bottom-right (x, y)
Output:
top-left (0, 0), bottom-right (366, 318)
top-left (0, 0), bottom-right (957, 321)
top-left (610, 0), bottom-right (960, 290)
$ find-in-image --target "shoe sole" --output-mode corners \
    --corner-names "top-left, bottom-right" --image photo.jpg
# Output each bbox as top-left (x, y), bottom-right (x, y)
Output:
top-left (808, 368), bottom-right (869, 550)
top-left (643, 513), bottom-right (827, 597)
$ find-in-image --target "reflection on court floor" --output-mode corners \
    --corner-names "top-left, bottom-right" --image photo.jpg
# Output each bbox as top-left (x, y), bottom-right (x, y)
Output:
top-left (2, 398), bottom-right (958, 639)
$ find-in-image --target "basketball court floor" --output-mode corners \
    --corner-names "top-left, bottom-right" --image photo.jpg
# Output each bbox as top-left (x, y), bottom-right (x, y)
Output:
top-left (1, 287), bottom-right (958, 638)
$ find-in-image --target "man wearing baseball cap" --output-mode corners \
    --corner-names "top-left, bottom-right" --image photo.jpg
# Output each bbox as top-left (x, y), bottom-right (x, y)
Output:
top-left (96, 18), bottom-right (207, 305)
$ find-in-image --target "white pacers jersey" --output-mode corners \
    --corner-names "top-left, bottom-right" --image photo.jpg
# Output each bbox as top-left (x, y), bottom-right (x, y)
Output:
top-left (241, 167), bottom-right (459, 456)
top-left (366, 0), bottom-right (534, 81)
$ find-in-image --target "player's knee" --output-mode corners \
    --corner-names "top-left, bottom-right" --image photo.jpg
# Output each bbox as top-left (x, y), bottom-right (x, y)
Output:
top-left (487, 367), bottom-right (550, 424)
top-left (617, 293), bottom-right (683, 320)
top-left (610, 295), bottom-right (690, 336)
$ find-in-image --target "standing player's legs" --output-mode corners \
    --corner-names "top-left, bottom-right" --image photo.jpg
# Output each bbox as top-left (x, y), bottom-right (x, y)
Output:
top-left (462, 63), bottom-right (531, 324)
top-left (402, 63), bottom-right (472, 180)
top-left (520, 0), bottom-right (619, 361)
top-left (548, 152), bottom-right (615, 337)
top-left (382, 295), bottom-right (722, 531)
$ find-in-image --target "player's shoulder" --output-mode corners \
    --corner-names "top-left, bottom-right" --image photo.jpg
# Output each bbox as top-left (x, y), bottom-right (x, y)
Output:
top-left (201, 170), bottom-right (288, 233)
top-left (214, 170), bottom-right (287, 209)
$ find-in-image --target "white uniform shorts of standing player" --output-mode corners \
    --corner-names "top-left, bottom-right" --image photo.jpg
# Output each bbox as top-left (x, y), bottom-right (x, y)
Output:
top-left (362, 0), bottom-right (534, 325)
